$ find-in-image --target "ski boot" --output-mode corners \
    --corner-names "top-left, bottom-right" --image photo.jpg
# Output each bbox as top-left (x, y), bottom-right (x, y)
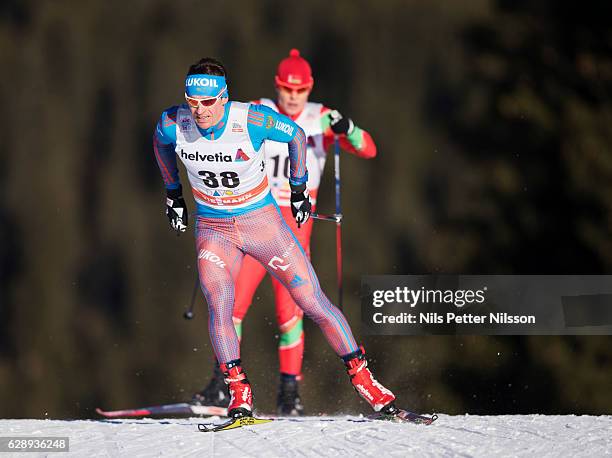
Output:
top-left (220, 360), bottom-right (253, 418)
top-left (192, 361), bottom-right (229, 408)
top-left (344, 346), bottom-right (398, 414)
top-left (276, 374), bottom-right (305, 416)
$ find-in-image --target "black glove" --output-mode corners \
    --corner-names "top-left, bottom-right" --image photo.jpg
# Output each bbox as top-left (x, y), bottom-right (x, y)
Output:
top-left (166, 185), bottom-right (188, 233)
top-left (329, 110), bottom-right (354, 135)
top-left (290, 182), bottom-right (311, 228)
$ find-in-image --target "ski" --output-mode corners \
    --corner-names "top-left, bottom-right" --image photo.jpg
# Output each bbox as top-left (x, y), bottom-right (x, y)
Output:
top-left (196, 409), bottom-right (435, 432)
top-left (198, 416), bottom-right (273, 432)
top-left (96, 402), bottom-right (227, 419)
top-left (96, 402), bottom-right (435, 426)
top-left (369, 408), bottom-right (438, 425)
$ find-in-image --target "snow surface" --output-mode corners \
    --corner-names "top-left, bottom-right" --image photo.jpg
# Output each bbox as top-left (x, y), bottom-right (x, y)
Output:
top-left (1, 414), bottom-right (611, 457)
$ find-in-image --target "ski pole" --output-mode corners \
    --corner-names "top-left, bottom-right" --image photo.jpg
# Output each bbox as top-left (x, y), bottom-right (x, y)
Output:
top-left (183, 273), bottom-right (200, 320)
top-left (334, 136), bottom-right (343, 310)
top-left (311, 212), bottom-right (342, 223)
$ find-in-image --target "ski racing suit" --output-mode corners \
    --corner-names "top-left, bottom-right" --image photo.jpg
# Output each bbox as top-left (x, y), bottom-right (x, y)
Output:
top-left (232, 98), bottom-right (377, 377)
top-left (153, 100), bottom-right (360, 365)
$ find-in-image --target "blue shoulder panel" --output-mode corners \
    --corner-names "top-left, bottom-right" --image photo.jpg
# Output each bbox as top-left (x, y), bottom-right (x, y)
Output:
top-left (246, 103), bottom-right (299, 151)
top-left (155, 105), bottom-right (179, 145)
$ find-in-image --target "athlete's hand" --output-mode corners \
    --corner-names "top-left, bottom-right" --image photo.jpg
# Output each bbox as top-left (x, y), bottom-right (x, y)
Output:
top-left (166, 186), bottom-right (188, 233)
top-left (290, 182), bottom-right (311, 228)
top-left (329, 110), bottom-right (354, 135)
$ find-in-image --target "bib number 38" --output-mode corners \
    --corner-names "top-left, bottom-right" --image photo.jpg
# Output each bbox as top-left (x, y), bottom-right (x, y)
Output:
top-left (199, 171), bottom-right (240, 188)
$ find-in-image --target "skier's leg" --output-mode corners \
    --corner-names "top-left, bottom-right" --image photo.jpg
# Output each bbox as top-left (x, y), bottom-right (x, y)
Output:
top-left (272, 277), bottom-right (305, 415)
top-left (232, 254), bottom-right (268, 338)
top-left (195, 218), bottom-right (255, 417)
top-left (274, 206), bottom-right (312, 379)
top-left (272, 279), bottom-right (305, 377)
top-left (194, 253), bottom-right (267, 406)
top-left (240, 205), bottom-right (396, 413)
top-left (240, 205), bottom-right (357, 356)
top-left (271, 206), bottom-right (311, 415)
top-left (195, 221), bottom-right (244, 364)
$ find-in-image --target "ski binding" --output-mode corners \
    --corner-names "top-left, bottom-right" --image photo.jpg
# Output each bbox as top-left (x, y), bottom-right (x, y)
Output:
top-left (198, 416), bottom-right (273, 432)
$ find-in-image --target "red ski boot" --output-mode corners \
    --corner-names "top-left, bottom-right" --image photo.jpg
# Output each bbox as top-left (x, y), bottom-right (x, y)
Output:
top-left (220, 360), bottom-right (253, 418)
top-left (344, 347), bottom-right (397, 413)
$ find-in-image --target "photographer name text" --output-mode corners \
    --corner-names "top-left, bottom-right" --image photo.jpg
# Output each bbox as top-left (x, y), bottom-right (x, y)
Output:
top-left (372, 311), bottom-right (536, 325)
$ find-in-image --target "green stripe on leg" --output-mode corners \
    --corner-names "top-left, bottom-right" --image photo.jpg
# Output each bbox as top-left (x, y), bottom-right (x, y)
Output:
top-left (279, 318), bottom-right (303, 347)
top-left (234, 321), bottom-right (243, 339)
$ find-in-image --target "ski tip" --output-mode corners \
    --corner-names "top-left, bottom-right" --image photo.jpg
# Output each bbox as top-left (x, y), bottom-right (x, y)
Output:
top-left (407, 412), bottom-right (438, 425)
top-left (370, 409), bottom-right (438, 425)
top-left (95, 407), bottom-right (124, 418)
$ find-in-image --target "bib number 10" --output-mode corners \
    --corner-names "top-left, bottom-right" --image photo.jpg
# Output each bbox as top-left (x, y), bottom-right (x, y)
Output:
top-left (270, 155), bottom-right (289, 179)
top-left (199, 171), bottom-right (240, 188)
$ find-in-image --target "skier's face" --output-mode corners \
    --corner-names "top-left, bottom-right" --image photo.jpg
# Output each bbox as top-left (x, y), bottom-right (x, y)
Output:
top-left (187, 96), bottom-right (228, 129)
top-left (276, 84), bottom-right (311, 117)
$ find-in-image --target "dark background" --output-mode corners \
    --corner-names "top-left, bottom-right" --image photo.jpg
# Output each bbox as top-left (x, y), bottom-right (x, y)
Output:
top-left (1, 0), bottom-right (611, 418)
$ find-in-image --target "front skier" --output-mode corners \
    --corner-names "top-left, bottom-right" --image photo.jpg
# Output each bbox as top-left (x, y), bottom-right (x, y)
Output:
top-left (153, 57), bottom-right (397, 419)
top-left (194, 49), bottom-right (378, 416)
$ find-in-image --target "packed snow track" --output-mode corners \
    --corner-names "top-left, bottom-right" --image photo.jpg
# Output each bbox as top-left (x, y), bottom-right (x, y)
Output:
top-left (1, 414), bottom-right (610, 457)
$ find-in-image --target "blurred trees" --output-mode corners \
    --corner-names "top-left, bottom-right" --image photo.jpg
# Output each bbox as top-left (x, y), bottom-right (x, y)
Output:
top-left (417, 0), bottom-right (612, 413)
top-left (423, 0), bottom-right (612, 274)
top-left (0, 0), bottom-right (610, 418)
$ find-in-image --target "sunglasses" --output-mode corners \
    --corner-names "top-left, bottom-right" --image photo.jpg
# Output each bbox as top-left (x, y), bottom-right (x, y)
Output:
top-left (278, 85), bottom-right (311, 95)
top-left (184, 86), bottom-right (227, 108)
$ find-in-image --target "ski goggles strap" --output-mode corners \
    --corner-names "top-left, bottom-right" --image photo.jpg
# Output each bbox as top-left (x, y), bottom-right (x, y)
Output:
top-left (185, 74), bottom-right (227, 97)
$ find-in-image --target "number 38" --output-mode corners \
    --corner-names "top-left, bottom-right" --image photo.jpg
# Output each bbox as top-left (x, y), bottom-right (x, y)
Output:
top-left (198, 171), bottom-right (240, 188)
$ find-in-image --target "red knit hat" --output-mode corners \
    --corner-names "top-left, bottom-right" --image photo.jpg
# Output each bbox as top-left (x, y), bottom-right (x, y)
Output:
top-left (275, 49), bottom-right (314, 89)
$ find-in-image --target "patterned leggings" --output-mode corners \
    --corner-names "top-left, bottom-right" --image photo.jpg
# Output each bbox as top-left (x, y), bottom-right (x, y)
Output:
top-left (195, 203), bottom-right (357, 364)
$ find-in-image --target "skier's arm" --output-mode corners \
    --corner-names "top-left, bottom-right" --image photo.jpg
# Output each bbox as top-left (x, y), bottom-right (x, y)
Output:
top-left (247, 104), bottom-right (308, 185)
top-left (153, 106), bottom-right (188, 232)
top-left (320, 107), bottom-right (377, 159)
top-left (153, 106), bottom-right (181, 191)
